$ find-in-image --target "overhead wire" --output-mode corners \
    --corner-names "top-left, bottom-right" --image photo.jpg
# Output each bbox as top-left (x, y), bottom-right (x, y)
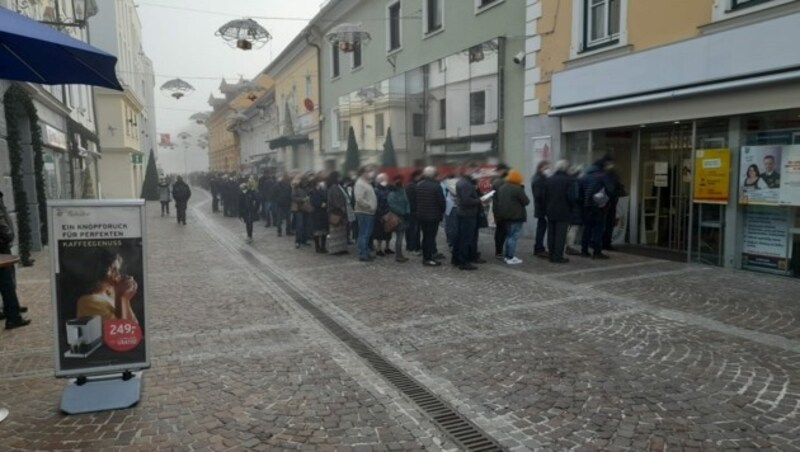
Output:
top-left (135, 1), bottom-right (421, 22)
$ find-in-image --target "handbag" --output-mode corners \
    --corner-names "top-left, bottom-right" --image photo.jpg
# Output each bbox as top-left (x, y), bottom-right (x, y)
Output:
top-left (329, 213), bottom-right (343, 226)
top-left (382, 212), bottom-right (400, 233)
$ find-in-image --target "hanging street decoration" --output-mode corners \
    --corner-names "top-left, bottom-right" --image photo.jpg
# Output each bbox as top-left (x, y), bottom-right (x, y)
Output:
top-left (189, 112), bottom-right (210, 125)
top-left (160, 78), bottom-right (194, 100)
top-left (325, 23), bottom-right (371, 53)
top-left (216, 18), bottom-right (271, 50)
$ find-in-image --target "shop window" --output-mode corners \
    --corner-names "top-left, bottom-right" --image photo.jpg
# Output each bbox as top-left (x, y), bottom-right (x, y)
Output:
top-left (470, 91), bottom-right (486, 126)
top-left (583, 0), bottom-right (620, 51)
top-left (388, 2), bottom-right (402, 52)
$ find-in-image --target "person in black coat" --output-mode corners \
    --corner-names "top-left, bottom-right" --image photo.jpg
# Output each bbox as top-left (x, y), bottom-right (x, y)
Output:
top-left (172, 176), bottom-right (192, 225)
top-left (566, 165), bottom-right (584, 256)
top-left (580, 157), bottom-right (615, 259)
top-left (544, 160), bottom-right (574, 263)
top-left (531, 161), bottom-right (550, 257)
top-left (453, 165), bottom-right (484, 270)
top-left (415, 166), bottom-right (446, 266)
top-left (310, 179), bottom-right (329, 253)
top-left (273, 175), bottom-right (293, 237)
top-left (239, 179), bottom-right (261, 242)
top-left (0, 191), bottom-right (30, 329)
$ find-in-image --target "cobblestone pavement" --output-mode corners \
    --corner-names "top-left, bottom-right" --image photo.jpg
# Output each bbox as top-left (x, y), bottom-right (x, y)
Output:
top-left (1, 189), bottom-right (800, 451)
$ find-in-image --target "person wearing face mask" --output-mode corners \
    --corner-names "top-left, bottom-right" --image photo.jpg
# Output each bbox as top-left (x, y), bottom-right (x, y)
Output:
top-left (354, 166), bottom-right (378, 262)
top-left (452, 163), bottom-right (485, 271)
top-left (387, 175), bottom-right (411, 263)
top-left (310, 176), bottom-right (329, 253)
top-left (372, 173), bottom-right (393, 256)
top-left (531, 160), bottom-right (550, 258)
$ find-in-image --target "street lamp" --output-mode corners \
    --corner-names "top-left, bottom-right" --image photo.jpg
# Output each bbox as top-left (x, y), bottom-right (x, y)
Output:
top-left (17, 0), bottom-right (99, 28)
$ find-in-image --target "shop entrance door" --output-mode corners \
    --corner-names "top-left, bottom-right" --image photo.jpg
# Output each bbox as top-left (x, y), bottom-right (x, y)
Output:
top-left (639, 123), bottom-right (693, 253)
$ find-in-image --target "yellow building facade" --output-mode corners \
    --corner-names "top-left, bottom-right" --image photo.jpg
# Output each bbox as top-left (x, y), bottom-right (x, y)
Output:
top-left (524, 0), bottom-right (800, 278)
top-left (264, 41), bottom-right (321, 172)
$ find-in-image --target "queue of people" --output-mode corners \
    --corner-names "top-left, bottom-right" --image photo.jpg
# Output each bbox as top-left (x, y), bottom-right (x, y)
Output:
top-left (195, 156), bottom-right (622, 270)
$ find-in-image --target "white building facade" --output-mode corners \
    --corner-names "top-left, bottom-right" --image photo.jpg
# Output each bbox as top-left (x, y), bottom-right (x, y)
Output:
top-left (88, 0), bottom-right (155, 198)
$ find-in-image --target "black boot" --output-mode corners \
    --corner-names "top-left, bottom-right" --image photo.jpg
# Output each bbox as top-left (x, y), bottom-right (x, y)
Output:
top-left (320, 235), bottom-right (328, 254)
top-left (314, 236), bottom-right (321, 253)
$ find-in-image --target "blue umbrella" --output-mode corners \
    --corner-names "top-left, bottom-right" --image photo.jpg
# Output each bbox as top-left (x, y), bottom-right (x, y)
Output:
top-left (0, 6), bottom-right (122, 90)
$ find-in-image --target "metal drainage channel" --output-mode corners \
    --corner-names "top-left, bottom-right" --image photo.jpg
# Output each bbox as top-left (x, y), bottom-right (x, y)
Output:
top-left (238, 249), bottom-right (505, 452)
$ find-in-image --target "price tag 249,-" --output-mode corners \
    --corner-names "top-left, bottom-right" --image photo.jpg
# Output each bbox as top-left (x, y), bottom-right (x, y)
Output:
top-left (103, 319), bottom-right (142, 352)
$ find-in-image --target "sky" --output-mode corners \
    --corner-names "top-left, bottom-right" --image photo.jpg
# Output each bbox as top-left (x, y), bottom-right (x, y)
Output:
top-left (137, 0), bottom-right (323, 173)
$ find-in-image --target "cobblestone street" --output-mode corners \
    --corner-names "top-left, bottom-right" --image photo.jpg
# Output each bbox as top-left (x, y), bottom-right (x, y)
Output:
top-left (2, 190), bottom-right (800, 451)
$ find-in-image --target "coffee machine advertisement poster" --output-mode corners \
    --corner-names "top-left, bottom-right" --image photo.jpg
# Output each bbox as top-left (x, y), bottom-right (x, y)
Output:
top-left (48, 201), bottom-right (150, 378)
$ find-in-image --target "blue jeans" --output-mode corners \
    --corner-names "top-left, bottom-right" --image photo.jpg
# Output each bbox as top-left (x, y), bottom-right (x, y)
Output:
top-left (504, 222), bottom-right (523, 259)
top-left (581, 209), bottom-right (606, 255)
top-left (356, 213), bottom-right (375, 259)
top-left (0, 266), bottom-right (21, 320)
top-left (445, 210), bottom-right (458, 249)
top-left (534, 217), bottom-right (547, 253)
top-left (453, 215), bottom-right (478, 265)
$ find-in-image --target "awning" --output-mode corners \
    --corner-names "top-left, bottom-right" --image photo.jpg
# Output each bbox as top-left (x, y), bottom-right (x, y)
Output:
top-left (269, 135), bottom-right (311, 150)
top-left (0, 6), bottom-right (123, 90)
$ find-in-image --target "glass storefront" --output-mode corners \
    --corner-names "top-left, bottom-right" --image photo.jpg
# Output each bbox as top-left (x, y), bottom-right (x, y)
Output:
top-left (43, 148), bottom-right (71, 200)
top-left (564, 108), bottom-right (800, 279)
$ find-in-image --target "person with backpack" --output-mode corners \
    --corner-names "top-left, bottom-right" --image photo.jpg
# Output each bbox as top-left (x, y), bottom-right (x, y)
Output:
top-left (158, 177), bottom-right (171, 217)
top-left (496, 169), bottom-right (530, 265)
top-left (172, 176), bottom-right (192, 226)
top-left (580, 157), bottom-right (615, 259)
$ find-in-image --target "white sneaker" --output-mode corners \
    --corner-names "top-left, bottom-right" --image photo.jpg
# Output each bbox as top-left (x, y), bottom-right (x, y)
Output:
top-left (506, 257), bottom-right (523, 265)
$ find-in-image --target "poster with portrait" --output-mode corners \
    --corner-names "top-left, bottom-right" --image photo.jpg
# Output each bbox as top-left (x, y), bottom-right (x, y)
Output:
top-left (739, 146), bottom-right (782, 205)
top-left (48, 201), bottom-right (149, 378)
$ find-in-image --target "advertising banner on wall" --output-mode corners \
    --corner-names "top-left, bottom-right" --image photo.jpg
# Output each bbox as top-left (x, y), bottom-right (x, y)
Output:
top-left (741, 206), bottom-right (791, 273)
top-left (48, 200), bottom-right (149, 378)
top-left (694, 148), bottom-right (730, 204)
top-left (739, 145), bottom-right (800, 206)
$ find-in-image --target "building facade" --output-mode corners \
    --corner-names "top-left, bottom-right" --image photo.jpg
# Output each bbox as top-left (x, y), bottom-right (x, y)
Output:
top-left (313, 0), bottom-right (526, 173)
top-left (206, 79), bottom-right (250, 173)
top-left (535, 0), bottom-right (800, 279)
top-left (0, 0), bottom-right (103, 252)
top-left (88, 0), bottom-right (155, 198)
top-left (265, 42), bottom-right (321, 172)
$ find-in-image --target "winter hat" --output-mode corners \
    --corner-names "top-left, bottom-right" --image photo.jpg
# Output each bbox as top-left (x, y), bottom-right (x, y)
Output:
top-left (506, 169), bottom-right (523, 185)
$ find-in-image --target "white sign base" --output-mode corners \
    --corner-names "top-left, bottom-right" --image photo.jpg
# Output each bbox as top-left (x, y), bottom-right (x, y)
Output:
top-left (60, 372), bottom-right (142, 415)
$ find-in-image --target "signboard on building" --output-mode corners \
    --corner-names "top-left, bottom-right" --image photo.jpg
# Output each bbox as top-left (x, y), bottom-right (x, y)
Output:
top-left (741, 205), bottom-right (791, 273)
top-left (693, 148), bottom-right (730, 204)
top-left (739, 145), bottom-right (800, 206)
top-left (42, 124), bottom-right (68, 150)
top-left (48, 200), bottom-right (150, 378)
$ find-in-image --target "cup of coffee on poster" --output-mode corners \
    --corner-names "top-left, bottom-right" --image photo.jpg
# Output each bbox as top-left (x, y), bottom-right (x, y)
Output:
top-left (739, 146), bottom-right (781, 205)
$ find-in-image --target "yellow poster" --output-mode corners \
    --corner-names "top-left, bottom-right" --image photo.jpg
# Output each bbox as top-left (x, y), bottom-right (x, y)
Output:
top-left (694, 148), bottom-right (730, 204)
